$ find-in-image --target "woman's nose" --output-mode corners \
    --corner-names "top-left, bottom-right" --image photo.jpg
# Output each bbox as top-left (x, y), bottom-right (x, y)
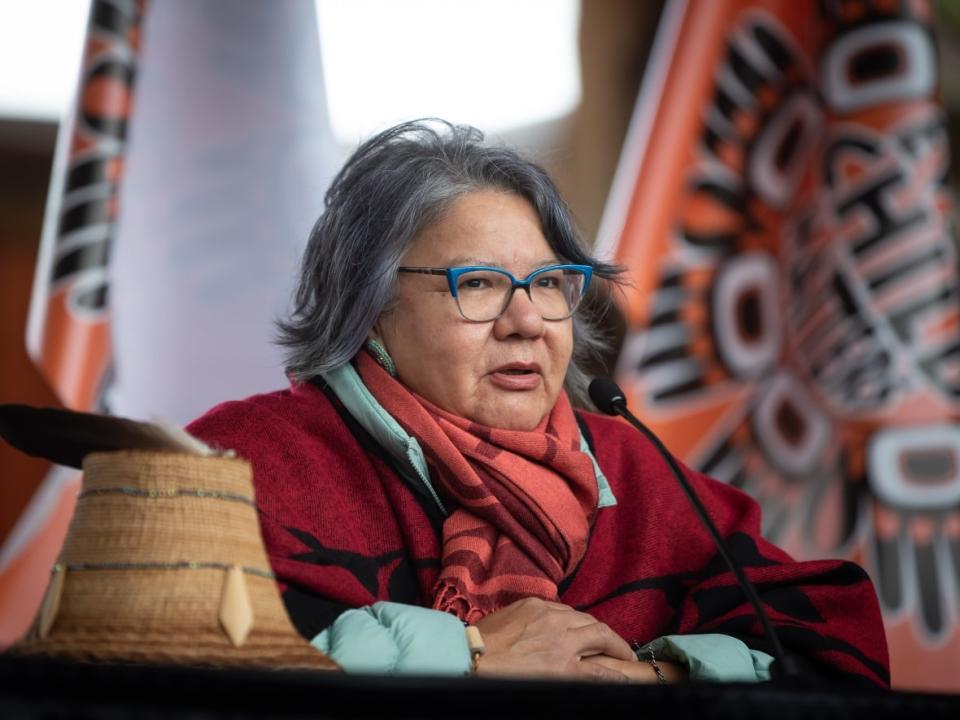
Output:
top-left (494, 286), bottom-right (545, 339)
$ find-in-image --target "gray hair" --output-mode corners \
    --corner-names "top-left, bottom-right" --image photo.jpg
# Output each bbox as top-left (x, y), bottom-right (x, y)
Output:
top-left (277, 119), bottom-right (623, 406)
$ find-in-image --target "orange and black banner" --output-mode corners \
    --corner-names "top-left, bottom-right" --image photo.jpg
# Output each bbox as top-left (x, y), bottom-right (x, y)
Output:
top-left (602, 0), bottom-right (960, 691)
top-left (0, 0), bottom-right (145, 648)
top-left (26, 0), bottom-right (145, 412)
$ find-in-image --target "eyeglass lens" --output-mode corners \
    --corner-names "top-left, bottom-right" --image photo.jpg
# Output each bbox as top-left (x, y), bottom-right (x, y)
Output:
top-left (455, 268), bottom-right (587, 321)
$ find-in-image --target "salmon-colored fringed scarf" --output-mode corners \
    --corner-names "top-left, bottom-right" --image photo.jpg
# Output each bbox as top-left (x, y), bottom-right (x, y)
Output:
top-left (357, 352), bottom-right (599, 623)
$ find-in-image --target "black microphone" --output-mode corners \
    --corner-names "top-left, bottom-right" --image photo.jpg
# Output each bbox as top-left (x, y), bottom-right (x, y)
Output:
top-left (588, 377), bottom-right (800, 679)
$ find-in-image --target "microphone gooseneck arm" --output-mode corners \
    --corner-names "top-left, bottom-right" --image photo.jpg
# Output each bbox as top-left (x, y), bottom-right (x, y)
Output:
top-left (588, 378), bottom-right (799, 679)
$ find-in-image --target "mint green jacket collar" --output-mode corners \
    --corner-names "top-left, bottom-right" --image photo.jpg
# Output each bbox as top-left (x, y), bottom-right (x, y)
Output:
top-left (321, 363), bottom-right (617, 516)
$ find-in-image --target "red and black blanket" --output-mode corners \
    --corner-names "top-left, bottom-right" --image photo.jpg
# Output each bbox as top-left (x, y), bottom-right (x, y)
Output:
top-left (187, 379), bottom-right (890, 686)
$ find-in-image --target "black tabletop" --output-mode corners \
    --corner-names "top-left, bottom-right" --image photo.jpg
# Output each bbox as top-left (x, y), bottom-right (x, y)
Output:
top-left (1, 654), bottom-right (959, 720)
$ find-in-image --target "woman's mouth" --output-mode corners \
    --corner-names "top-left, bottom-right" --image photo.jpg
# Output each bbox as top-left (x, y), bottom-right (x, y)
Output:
top-left (488, 364), bottom-right (542, 391)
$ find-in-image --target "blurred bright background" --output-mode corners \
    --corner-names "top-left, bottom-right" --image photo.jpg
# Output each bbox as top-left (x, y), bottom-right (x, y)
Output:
top-left (0, 1), bottom-right (90, 120)
top-left (0, 0), bottom-right (581, 143)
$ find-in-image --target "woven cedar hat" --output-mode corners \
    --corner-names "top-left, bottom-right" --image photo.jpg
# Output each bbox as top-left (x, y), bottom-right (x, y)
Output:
top-left (13, 447), bottom-right (337, 671)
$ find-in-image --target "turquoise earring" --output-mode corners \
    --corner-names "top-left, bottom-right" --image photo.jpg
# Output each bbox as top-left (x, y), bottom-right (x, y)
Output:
top-left (365, 338), bottom-right (397, 377)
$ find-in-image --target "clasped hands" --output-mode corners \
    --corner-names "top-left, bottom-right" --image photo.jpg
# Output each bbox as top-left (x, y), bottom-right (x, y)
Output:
top-left (472, 597), bottom-right (683, 683)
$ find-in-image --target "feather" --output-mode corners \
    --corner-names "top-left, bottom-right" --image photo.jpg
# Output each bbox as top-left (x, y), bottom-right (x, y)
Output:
top-left (0, 404), bottom-right (220, 468)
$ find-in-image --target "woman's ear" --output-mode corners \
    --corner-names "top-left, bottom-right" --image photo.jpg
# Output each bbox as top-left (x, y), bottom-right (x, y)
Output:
top-left (370, 308), bottom-right (398, 348)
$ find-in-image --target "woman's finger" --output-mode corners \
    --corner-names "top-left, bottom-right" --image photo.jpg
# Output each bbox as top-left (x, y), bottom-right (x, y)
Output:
top-left (540, 604), bottom-right (615, 632)
top-left (566, 622), bottom-right (638, 662)
top-left (571, 658), bottom-right (630, 683)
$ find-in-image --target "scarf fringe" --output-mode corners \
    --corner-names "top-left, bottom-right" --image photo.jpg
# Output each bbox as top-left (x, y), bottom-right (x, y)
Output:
top-left (433, 582), bottom-right (489, 624)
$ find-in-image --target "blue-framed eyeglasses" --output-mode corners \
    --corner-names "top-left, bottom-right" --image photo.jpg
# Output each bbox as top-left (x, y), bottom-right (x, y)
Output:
top-left (397, 264), bottom-right (593, 322)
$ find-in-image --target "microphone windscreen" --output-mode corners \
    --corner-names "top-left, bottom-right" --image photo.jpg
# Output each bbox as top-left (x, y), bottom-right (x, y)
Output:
top-left (588, 377), bottom-right (626, 415)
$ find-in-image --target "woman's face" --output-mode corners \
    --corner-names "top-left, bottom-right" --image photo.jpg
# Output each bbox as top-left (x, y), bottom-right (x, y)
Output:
top-left (374, 190), bottom-right (575, 430)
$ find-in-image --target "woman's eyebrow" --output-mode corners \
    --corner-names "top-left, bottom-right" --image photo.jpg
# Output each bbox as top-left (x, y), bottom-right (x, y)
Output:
top-left (447, 256), bottom-right (493, 267)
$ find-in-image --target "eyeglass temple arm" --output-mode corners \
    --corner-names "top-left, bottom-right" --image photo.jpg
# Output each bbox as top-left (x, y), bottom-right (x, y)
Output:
top-left (396, 267), bottom-right (448, 276)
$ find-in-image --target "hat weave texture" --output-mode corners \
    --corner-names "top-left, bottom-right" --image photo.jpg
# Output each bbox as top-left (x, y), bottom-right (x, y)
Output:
top-left (15, 450), bottom-right (338, 671)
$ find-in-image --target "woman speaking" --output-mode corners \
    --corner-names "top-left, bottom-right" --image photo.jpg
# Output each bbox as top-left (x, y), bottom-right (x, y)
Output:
top-left (188, 120), bottom-right (889, 684)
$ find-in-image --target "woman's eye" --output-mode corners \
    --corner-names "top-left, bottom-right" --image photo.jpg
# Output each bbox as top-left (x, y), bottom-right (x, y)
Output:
top-left (460, 277), bottom-right (491, 290)
top-left (535, 276), bottom-right (561, 289)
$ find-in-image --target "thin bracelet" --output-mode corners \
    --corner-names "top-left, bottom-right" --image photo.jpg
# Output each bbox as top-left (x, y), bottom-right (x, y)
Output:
top-left (465, 625), bottom-right (485, 675)
top-left (646, 648), bottom-right (667, 684)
